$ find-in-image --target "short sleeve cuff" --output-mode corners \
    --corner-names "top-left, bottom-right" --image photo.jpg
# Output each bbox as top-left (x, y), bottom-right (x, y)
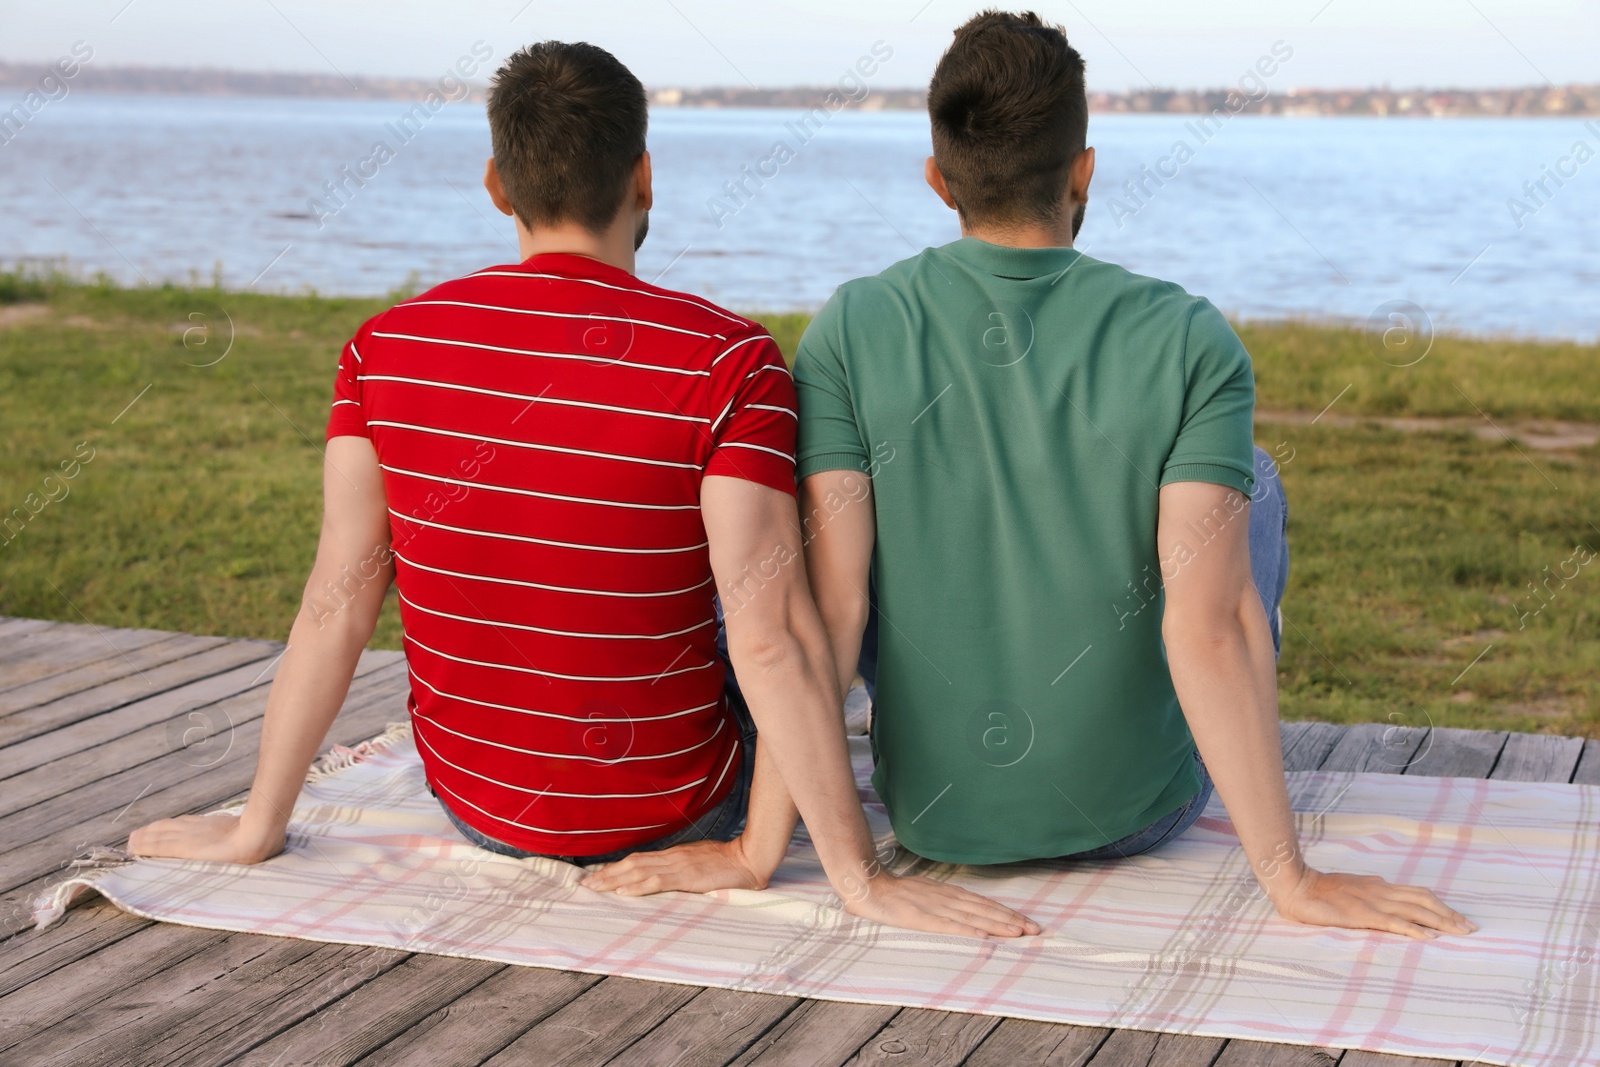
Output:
top-left (325, 404), bottom-right (369, 441)
top-left (797, 450), bottom-right (871, 480)
top-left (1159, 461), bottom-right (1253, 495)
top-left (705, 450), bottom-right (797, 497)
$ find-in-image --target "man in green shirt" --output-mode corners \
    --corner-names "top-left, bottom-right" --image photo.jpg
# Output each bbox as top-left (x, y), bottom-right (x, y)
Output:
top-left (792, 11), bottom-right (1472, 939)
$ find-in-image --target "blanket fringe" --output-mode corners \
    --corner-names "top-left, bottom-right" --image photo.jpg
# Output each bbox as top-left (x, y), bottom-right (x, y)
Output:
top-left (30, 846), bottom-right (139, 929)
top-left (304, 720), bottom-right (413, 782)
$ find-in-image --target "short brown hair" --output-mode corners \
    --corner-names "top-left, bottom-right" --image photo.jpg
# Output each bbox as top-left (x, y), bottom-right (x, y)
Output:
top-left (486, 41), bottom-right (647, 233)
top-left (927, 10), bottom-right (1087, 228)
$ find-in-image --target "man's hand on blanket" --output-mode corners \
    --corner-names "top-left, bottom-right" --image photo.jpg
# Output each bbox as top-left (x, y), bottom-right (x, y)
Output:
top-left (128, 812), bottom-right (283, 865)
top-left (580, 838), bottom-right (768, 895)
top-left (1270, 867), bottom-right (1477, 939)
top-left (843, 872), bottom-right (1042, 939)
top-left (581, 841), bottom-right (1040, 939)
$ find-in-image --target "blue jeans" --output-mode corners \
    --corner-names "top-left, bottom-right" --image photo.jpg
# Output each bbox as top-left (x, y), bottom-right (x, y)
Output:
top-left (856, 445), bottom-right (1290, 861)
top-left (430, 638), bottom-right (758, 865)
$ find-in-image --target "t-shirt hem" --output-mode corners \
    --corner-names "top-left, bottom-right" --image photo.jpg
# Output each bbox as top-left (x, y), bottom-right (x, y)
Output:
top-left (886, 759), bottom-right (1204, 865)
top-left (1159, 460), bottom-right (1253, 495)
top-left (796, 451), bottom-right (871, 479)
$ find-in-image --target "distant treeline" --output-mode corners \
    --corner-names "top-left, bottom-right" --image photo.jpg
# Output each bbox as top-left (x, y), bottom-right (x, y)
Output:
top-left (2, 61), bottom-right (1596, 116)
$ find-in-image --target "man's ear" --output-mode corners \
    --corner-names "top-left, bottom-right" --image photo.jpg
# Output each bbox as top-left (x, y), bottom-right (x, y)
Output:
top-left (1069, 146), bottom-right (1095, 207)
top-left (635, 150), bottom-right (654, 212)
top-left (924, 155), bottom-right (959, 211)
top-left (483, 158), bottom-right (515, 217)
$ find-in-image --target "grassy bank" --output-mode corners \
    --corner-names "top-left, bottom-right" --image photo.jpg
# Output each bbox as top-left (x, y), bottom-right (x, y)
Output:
top-left (2, 273), bottom-right (1596, 737)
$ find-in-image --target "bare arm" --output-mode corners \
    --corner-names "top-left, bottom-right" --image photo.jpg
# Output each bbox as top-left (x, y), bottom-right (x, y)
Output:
top-left (798, 470), bottom-right (876, 703)
top-left (585, 475), bottom-right (1037, 938)
top-left (129, 436), bottom-right (392, 862)
top-left (1159, 481), bottom-right (1474, 938)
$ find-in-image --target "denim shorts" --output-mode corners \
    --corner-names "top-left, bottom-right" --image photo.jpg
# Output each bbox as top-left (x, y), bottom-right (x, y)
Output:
top-left (430, 673), bottom-right (758, 866)
top-left (1055, 749), bottom-right (1214, 861)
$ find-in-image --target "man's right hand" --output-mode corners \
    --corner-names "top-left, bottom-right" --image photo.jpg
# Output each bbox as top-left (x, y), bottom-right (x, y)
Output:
top-left (844, 872), bottom-right (1041, 939)
top-left (127, 812), bottom-right (284, 866)
top-left (1270, 866), bottom-right (1476, 939)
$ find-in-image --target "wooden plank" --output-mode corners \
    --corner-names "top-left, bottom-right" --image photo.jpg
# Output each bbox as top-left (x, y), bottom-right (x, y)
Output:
top-left (1212, 1039), bottom-right (1339, 1065)
top-left (0, 900), bottom-right (150, 998)
top-left (602, 985), bottom-right (797, 1067)
top-left (0, 618), bottom-right (53, 641)
top-left (0, 666), bottom-right (409, 938)
top-left (1490, 733), bottom-right (1585, 783)
top-left (1282, 721), bottom-right (1344, 772)
top-left (963, 1017), bottom-right (1109, 1066)
top-left (356, 965), bottom-right (603, 1066)
top-left (1402, 728), bottom-right (1505, 779)
top-left (0, 632), bottom-right (229, 717)
top-left (842, 1007), bottom-right (1002, 1065)
top-left (0, 657), bottom-right (405, 862)
top-left (1279, 721), bottom-right (1312, 755)
top-left (0, 620), bottom-right (167, 675)
top-left (1338, 1051), bottom-right (1458, 1066)
top-left (479, 975), bottom-right (702, 1067)
top-left (728, 1000), bottom-right (901, 1067)
top-left (235, 954), bottom-right (506, 1067)
top-left (1571, 739), bottom-right (1600, 785)
top-left (0, 638), bottom-right (283, 750)
top-left (1317, 723), bottom-right (1423, 775)
top-left (0, 921), bottom-right (234, 1056)
top-left (4, 930), bottom-right (409, 1066)
top-left (0, 648), bottom-right (400, 816)
top-left (0, 652), bottom-right (291, 807)
top-left (1084, 1029), bottom-right (1226, 1065)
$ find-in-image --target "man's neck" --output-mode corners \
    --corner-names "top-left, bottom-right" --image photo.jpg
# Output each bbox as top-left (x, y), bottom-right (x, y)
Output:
top-left (515, 220), bottom-right (637, 275)
top-left (960, 217), bottom-right (1075, 250)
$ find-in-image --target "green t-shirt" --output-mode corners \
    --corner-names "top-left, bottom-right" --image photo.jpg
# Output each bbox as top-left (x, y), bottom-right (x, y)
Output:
top-left (794, 236), bottom-right (1256, 864)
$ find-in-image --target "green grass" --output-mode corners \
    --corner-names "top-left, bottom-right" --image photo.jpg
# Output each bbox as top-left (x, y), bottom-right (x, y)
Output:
top-left (2, 271), bottom-right (1596, 736)
top-left (1238, 318), bottom-right (1600, 422)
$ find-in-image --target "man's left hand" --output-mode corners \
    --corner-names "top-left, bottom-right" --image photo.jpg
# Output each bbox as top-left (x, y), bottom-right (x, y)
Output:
top-left (579, 838), bottom-right (768, 896)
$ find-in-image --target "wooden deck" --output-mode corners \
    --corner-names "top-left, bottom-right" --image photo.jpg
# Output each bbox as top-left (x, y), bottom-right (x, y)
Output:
top-left (1, 613), bottom-right (1596, 1067)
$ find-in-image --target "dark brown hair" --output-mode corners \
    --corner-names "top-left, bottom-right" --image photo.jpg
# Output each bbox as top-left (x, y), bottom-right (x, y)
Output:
top-left (927, 10), bottom-right (1087, 228)
top-left (486, 41), bottom-right (647, 233)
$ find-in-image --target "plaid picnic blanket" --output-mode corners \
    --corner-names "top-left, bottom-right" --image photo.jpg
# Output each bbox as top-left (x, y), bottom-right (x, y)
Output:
top-left (34, 722), bottom-right (1600, 1066)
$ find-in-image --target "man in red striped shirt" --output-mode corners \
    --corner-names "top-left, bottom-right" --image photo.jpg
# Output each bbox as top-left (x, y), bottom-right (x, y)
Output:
top-left (130, 40), bottom-right (1035, 939)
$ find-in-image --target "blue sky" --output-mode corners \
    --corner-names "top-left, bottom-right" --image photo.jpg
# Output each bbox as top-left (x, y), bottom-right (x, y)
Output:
top-left (3, 0), bottom-right (1597, 91)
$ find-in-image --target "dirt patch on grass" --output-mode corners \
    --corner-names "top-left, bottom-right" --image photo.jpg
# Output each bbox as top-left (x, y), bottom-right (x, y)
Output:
top-left (1258, 410), bottom-right (1600, 451)
top-left (1497, 695), bottom-right (1583, 719)
top-left (0, 304), bottom-right (49, 329)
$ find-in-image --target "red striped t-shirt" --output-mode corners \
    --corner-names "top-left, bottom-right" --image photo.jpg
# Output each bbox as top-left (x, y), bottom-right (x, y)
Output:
top-left (324, 252), bottom-right (797, 856)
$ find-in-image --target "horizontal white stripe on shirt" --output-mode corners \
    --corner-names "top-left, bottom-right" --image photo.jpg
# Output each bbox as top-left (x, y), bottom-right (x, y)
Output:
top-left (415, 705), bottom-right (726, 765)
top-left (370, 328), bottom-right (710, 377)
top-left (349, 340), bottom-right (363, 364)
top-left (716, 441), bottom-right (796, 463)
top-left (388, 508), bottom-right (706, 555)
top-left (409, 665), bottom-right (721, 723)
top-left (466, 270), bottom-right (746, 327)
top-left (414, 725), bottom-right (713, 796)
top-left (393, 549), bottom-right (715, 598)
top-left (399, 589), bottom-right (713, 641)
top-left (359, 372), bottom-right (709, 423)
top-left (406, 632), bottom-right (714, 683)
top-left (331, 399), bottom-right (359, 408)
top-left (430, 775), bottom-right (676, 837)
top-left (367, 419), bottom-right (701, 470)
top-left (379, 462), bottom-right (701, 511)
top-left (747, 404), bottom-right (797, 418)
top-left (397, 300), bottom-right (717, 340)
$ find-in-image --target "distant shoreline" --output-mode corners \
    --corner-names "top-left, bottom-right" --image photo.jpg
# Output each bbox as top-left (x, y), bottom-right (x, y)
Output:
top-left (2, 61), bottom-right (1597, 118)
